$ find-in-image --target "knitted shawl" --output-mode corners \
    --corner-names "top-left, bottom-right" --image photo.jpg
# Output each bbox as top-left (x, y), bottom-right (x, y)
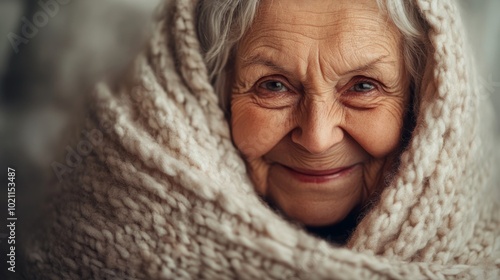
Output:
top-left (23, 0), bottom-right (500, 278)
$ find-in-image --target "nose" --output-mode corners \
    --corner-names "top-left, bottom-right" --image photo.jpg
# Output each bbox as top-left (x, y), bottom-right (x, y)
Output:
top-left (291, 100), bottom-right (344, 154)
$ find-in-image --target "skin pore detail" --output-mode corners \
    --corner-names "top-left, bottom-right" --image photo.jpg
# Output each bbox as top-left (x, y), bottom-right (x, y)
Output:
top-left (230, 0), bottom-right (410, 228)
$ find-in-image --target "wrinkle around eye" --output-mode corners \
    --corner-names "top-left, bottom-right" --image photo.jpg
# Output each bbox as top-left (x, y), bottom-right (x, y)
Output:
top-left (253, 93), bottom-right (299, 109)
top-left (251, 86), bottom-right (300, 109)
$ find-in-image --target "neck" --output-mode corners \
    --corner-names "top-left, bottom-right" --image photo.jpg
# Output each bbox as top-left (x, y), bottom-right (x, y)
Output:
top-left (303, 208), bottom-right (361, 245)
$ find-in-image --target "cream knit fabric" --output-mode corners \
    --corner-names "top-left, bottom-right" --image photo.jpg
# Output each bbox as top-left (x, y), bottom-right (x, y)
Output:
top-left (22, 0), bottom-right (500, 279)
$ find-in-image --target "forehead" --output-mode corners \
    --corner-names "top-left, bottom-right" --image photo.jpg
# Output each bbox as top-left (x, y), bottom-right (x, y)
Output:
top-left (237, 0), bottom-right (403, 74)
top-left (250, 0), bottom-right (392, 33)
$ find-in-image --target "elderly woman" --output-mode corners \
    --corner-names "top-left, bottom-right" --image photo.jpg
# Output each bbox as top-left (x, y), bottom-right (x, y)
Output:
top-left (199, 0), bottom-right (423, 241)
top-left (23, 0), bottom-right (499, 279)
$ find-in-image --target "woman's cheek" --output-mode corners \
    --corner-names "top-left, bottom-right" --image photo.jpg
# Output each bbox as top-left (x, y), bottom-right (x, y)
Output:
top-left (346, 105), bottom-right (405, 158)
top-left (231, 96), bottom-right (290, 159)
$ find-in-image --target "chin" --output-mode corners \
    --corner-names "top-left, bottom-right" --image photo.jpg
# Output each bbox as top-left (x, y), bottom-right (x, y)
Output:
top-left (266, 191), bottom-right (361, 227)
top-left (258, 163), bottom-right (365, 227)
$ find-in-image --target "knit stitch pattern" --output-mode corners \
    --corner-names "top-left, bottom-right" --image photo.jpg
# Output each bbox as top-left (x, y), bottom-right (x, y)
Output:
top-left (22, 0), bottom-right (500, 279)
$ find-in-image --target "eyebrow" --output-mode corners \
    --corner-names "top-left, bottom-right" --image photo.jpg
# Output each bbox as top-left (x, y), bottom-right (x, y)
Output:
top-left (240, 55), bottom-right (295, 77)
top-left (239, 53), bottom-right (393, 77)
top-left (339, 55), bottom-right (393, 76)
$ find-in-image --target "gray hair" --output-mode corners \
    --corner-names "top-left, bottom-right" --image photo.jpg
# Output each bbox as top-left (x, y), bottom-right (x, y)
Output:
top-left (196, 0), bottom-right (429, 113)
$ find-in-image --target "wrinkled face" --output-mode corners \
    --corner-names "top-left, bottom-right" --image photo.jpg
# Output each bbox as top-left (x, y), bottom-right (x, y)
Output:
top-left (230, 0), bottom-right (410, 226)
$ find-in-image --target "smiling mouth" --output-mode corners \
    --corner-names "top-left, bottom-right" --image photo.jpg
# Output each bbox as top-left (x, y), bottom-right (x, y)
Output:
top-left (282, 164), bottom-right (357, 183)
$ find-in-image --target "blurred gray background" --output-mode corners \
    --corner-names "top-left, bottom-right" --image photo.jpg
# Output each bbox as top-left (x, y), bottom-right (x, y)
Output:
top-left (0, 0), bottom-right (499, 278)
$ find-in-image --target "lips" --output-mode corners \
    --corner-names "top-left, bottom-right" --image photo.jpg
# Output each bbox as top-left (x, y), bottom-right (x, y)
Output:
top-left (289, 166), bottom-right (352, 176)
top-left (281, 164), bottom-right (356, 183)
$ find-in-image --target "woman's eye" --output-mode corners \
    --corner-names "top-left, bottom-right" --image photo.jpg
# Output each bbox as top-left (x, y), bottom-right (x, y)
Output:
top-left (259, 80), bottom-right (288, 92)
top-left (252, 77), bottom-right (298, 108)
top-left (349, 82), bottom-right (376, 93)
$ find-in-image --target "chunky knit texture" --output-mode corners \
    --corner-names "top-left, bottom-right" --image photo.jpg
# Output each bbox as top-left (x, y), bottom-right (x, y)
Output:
top-left (22, 0), bottom-right (500, 279)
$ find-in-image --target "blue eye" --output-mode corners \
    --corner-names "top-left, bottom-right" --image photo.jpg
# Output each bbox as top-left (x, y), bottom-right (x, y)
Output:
top-left (350, 82), bottom-right (375, 92)
top-left (260, 80), bottom-right (288, 92)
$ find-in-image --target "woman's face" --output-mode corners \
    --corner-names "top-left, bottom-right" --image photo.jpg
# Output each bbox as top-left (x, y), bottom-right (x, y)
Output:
top-left (230, 0), bottom-right (410, 226)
